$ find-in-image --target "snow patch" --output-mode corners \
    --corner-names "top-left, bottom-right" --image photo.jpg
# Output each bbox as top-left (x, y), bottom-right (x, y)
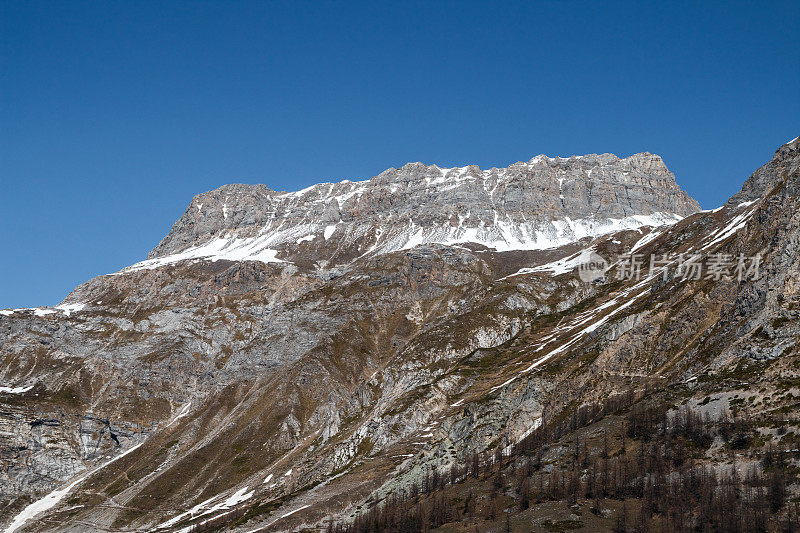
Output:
top-left (154, 494), bottom-right (219, 530)
top-left (166, 487), bottom-right (255, 533)
top-left (501, 247), bottom-right (599, 280)
top-left (55, 303), bottom-right (85, 316)
top-left (0, 384), bottom-right (34, 394)
top-left (120, 235), bottom-right (286, 272)
top-left (1, 305), bottom-right (85, 317)
top-left (435, 212), bottom-right (683, 253)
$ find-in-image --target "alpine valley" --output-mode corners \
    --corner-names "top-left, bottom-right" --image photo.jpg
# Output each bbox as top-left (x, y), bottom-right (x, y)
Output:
top-left (2, 138), bottom-right (799, 532)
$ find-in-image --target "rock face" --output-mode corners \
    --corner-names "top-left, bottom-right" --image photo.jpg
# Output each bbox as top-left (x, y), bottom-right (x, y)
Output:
top-left (146, 152), bottom-right (699, 268)
top-left (5, 140), bottom-right (800, 533)
top-left (728, 135), bottom-right (800, 205)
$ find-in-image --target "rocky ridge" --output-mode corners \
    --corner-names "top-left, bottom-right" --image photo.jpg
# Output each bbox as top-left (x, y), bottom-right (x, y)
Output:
top-left (142, 152), bottom-right (699, 270)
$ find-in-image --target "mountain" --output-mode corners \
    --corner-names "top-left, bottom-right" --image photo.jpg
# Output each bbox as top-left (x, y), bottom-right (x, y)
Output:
top-left (0, 139), bottom-right (797, 533)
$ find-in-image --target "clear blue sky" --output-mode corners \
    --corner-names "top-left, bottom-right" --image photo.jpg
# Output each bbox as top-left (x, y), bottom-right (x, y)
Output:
top-left (1, 1), bottom-right (798, 308)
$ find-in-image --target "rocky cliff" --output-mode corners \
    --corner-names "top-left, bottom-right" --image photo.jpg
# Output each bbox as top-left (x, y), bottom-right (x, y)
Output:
top-left (144, 152), bottom-right (699, 269)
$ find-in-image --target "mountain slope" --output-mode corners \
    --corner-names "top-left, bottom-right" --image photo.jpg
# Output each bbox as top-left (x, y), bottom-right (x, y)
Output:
top-left (3, 141), bottom-right (797, 532)
top-left (319, 136), bottom-right (800, 532)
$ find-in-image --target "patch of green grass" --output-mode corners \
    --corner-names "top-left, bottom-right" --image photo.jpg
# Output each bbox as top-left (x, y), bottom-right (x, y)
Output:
top-left (232, 454), bottom-right (253, 474)
top-left (49, 384), bottom-right (83, 407)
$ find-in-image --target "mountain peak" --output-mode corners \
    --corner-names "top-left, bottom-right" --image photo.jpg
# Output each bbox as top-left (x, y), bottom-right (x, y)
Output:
top-left (142, 151), bottom-right (699, 269)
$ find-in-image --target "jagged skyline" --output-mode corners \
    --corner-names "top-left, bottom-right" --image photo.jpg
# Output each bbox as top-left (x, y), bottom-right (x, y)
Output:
top-left (2, 1), bottom-right (799, 308)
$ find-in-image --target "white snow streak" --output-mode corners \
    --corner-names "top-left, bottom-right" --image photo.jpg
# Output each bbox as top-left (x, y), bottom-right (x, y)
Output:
top-left (0, 384), bottom-right (34, 394)
top-left (630, 228), bottom-right (665, 253)
top-left (121, 236), bottom-right (286, 272)
top-left (398, 212), bottom-right (684, 254)
top-left (280, 504), bottom-right (310, 519)
top-left (164, 401), bottom-right (192, 429)
top-left (4, 443), bottom-right (144, 533)
top-left (702, 204), bottom-right (757, 249)
top-left (501, 247), bottom-right (597, 280)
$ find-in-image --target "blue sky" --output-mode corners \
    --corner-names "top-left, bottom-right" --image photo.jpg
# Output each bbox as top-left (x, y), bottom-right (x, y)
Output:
top-left (1, 1), bottom-right (798, 308)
